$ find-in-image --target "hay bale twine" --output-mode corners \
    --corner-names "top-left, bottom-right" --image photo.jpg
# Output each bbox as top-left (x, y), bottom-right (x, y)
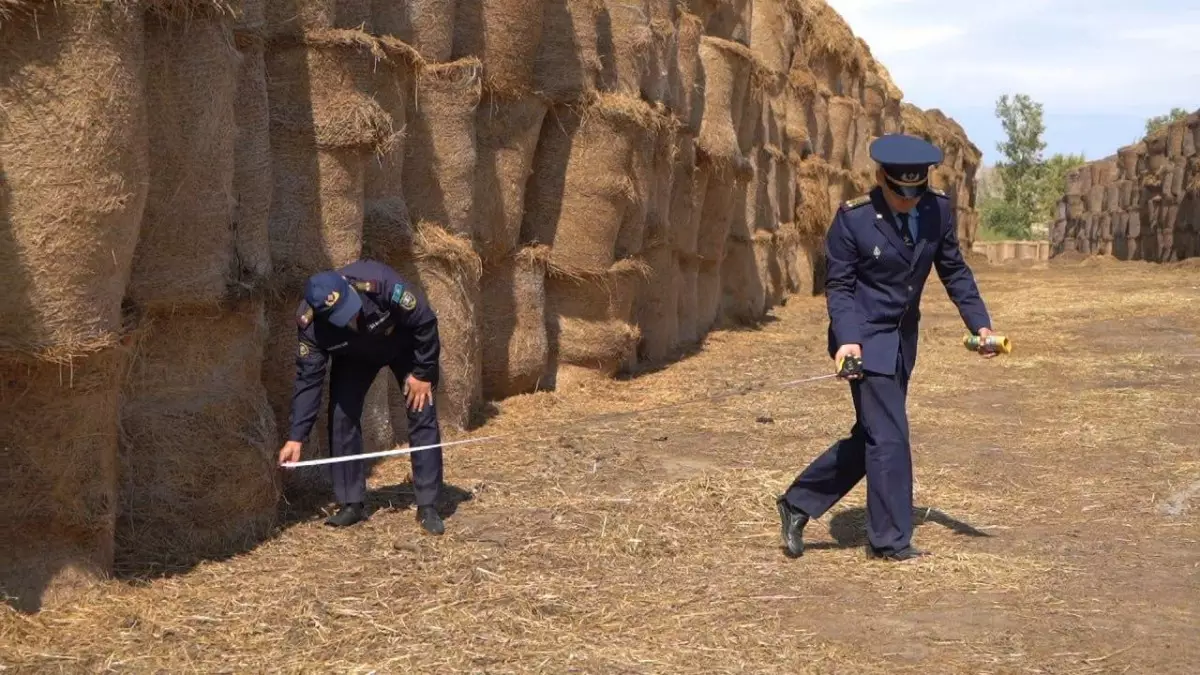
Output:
top-left (474, 93), bottom-right (549, 261)
top-left (695, 259), bottom-right (722, 337)
top-left (130, 15), bottom-right (239, 308)
top-left (371, 0), bottom-right (456, 61)
top-left (403, 58), bottom-right (482, 240)
top-left (480, 247), bottom-right (549, 399)
top-left (233, 31), bottom-right (274, 281)
top-left (0, 348), bottom-right (127, 611)
top-left (535, 0), bottom-right (605, 103)
top-left (0, 3), bottom-right (148, 353)
top-left (599, 0), bottom-right (653, 96)
top-left (521, 96), bottom-right (646, 271)
top-left (117, 300), bottom-right (280, 568)
top-left (265, 31), bottom-right (394, 284)
top-left (695, 36), bottom-right (752, 162)
top-left (452, 0), bottom-right (545, 97)
top-left (636, 243), bottom-right (679, 363)
top-left (671, 11), bottom-right (704, 131)
top-left (676, 254), bottom-right (700, 344)
top-left (544, 259), bottom-right (647, 387)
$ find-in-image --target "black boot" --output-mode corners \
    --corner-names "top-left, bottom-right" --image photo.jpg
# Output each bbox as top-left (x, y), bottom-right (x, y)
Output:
top-left (325, 502), bottom-right (367, 527)
top-left (867, 545), bottom-right (928, 561)
top-left (417, 505), bottom-right (444, 535)
top-left (776, 496), bottom-right (809, 558)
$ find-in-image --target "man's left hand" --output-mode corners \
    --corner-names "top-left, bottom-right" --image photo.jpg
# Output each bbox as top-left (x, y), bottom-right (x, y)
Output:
top-left (405, 375), bottom-right (434, 411)
top-left (976, 327), bottom-right (998, 359)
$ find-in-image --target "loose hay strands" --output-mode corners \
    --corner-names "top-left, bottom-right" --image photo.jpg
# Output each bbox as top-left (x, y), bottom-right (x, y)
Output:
top-left (143, 0), bottom-right (236, 19)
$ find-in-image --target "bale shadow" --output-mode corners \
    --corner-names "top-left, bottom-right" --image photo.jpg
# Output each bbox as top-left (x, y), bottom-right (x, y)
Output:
top-left (803, 505), bottom-right (992, 551)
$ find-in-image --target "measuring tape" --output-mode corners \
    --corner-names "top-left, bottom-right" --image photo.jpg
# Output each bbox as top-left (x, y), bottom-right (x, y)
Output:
top-left (282, 334), bottom-right (1010, 468)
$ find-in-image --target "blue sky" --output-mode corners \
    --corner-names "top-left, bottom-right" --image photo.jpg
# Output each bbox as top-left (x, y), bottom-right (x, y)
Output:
top-left (824, 0), bottom-right (1200, 166)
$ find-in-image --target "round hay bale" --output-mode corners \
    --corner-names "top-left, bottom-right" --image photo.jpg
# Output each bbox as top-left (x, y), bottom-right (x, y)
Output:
top-left (452, 0), bottom-right (545, 97)
top-left (233, 36), bottom-right (274, 282)
top-left (129, 16), bottom-right (240, 309)
top-left (480, 247), bottom-right (549, 399)
top-left (117, 306), bottom-right (281, 569)
top-left (521, 96), bottom-right (651, 271)
top-left (670, 136), bottom-right (706, 256)
top-left (265, 31), bottom-right (395, 284)
top-left (695, 259), bottom-right (721, 337)
top-left (474, 93), bottom-right (549, 261)
top-left (599, 0), bottom-right (653, 96)
top-left (403, 58), bottom-right (482, 240)
top-left (691, 0), bottom-right (752, 43)
top-left (695, 157), bottom-right (752, 261)
top-left (749, 0), bottom-right (793, 73)
top-left (371, 0), bottom-right (456, 61)
top-left (670, 11), bottom-right (704, 131)
top-left (641, 6), bottom-right (674, 105)
top-left (675, 254), bottom-right (700, 344)
top-left (265, 0), bottom-right (336, 36)
top-left (825, 96), bottom-right (857, 169)
top-left (0, 347), bottom-right (127, 611)
top-left (718, 237), bottom-right (766, 325)
top-left (545, 258), bottom-right (647, 383)
top-left (535, 0), bottom-right (605, 103)
top-left (695, 36), bottom-right (752, 163)
top-left (0, 3), bottom-right (148, 354)
top-left (635, 243), bottom-right (679, 363)
top-left (363, 38), bottom-right (421, 239)
top-left (644, 125), bottom-right (678, 244)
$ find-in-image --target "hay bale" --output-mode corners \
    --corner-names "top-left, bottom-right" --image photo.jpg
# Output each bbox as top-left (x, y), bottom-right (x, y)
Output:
top-left (522, 95), bottom-right (655, 271)
top-left (371, 0), bottom-right (457, 61)
top-left (671, 11), bottom-right (704, 131)
top-left (826, 96), bottom-right (856, 169)
top-left (646, 126), bottom-right (677, 242)
top-left (676, 255), bottom-right (700, 344)
top-left (265, 31), bottom-right (395, 284)
top-left (0, 3), bottom-right (148, 353)
top-left (718, 237), bottom-right (766, 325)
top-left (545, 259), bottom-right (647, 384)
top-left (233, 35), bottom-right (274, 281)
top-left (749, 0), bottom-right (793, 73)
top-left (695, 258), bottom-right (722, 337)
top-left (363, 38), bottom-right (421, 238)
top-left (636, 243), bottom-right (680, 363)
top-left (403, 58), bottom-right (482, 240)
top-left (689, 0), bottom-right (752, 44)
top-left (600, 0), bottom-right (653, 95)
top-left (696, 158), bottom-right (752, 260)
top-left (535, 0), bottom-right (605, 102)
top-left (641, 3), bottom-right (674, 104)
top-left (670, 136), bottom-right (707, 255)
top-left (474, 93), bottom-right (549, 260)
top-left (0, 348), bottom-right (126, 611)
top-left (452, 0), bottom-right (545, 97)
top-left (695, 36), bottom-right (752, 162)
top-left (129, 16), bottom-right (239, 308)
top-left (480, 247), bottom-right (549, 399)
top-left (117, 300), bottom-right (280, 568)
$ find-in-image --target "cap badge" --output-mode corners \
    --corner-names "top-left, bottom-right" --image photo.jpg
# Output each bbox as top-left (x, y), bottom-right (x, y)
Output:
top-left (902, 172), bottom-right (920, 182)
top-left (324, 290), bottom-right (340, 307)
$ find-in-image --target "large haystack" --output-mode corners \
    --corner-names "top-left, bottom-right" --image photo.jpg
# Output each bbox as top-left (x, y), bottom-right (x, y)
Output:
top-left (0, 2), bottom-right (148, 354)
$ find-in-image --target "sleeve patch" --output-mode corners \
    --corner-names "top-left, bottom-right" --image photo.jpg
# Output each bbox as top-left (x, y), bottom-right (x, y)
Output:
top-left (390, 283), bottom-right (405, 304)
top-left (297, 306), bottom-right (314, 327)
top-left (399, 290), bottom-right (417, 311)
top-left (298, 342), bottom-right (310, 357)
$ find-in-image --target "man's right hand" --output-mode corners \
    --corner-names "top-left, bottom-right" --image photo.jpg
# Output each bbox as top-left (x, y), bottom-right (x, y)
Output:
top-left (278, 440), bottom-right (303, 466)
top-left (834, 344), bottom-right (863, 378)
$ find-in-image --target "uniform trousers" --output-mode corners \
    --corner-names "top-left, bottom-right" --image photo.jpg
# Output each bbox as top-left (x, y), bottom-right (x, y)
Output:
top-left (327, 357), bottom-right (443, 507)
top-left (784, 351), bottom-right (913, 554)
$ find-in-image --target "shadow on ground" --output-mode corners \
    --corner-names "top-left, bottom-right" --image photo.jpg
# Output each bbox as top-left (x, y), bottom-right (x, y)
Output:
top-left (803, 505), bottom-right (993, 551)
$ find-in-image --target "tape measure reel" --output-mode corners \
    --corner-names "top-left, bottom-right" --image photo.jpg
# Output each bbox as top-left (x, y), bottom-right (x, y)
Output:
top-left (836, 354), bottom-right (863, 379)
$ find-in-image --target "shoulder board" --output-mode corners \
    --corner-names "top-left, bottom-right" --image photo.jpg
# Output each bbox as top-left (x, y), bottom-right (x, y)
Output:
top-left (296, 305), bottom-right (314, 328)
top-left (350, 278), bottom-right (381, 294)
top-left (928, 187), bottom-right (947, 197)
top-left (840, 194), bottom-right (871, 211)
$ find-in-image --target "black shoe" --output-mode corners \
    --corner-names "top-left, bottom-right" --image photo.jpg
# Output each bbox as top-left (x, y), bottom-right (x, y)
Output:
top-left (776, 496), bottom-right (809, 558)
top-left (867, 545), bottom-right (928, 561)
top-left (325, 502), bottom-right (367, 527)
top-left (417, 505), bottom-right (444, 535)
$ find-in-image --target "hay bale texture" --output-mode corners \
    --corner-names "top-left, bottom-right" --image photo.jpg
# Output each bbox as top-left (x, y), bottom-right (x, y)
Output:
top-left (1050, 109), bottom-right (1200, 262)
top-left (1, 0), bottom-right (992, 609)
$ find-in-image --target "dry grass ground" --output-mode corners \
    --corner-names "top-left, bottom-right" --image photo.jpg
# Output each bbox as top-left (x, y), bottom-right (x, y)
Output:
top-left (3, 256), bottom-right (1200, 673)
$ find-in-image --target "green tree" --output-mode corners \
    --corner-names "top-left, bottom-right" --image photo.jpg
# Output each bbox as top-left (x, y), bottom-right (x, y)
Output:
top-left (1036, 152), bottom-right (1087, 222)
top-left (991, 94), bottom-right (1047, 238)
top-left (1145, 107), bottom-right (1189, 135)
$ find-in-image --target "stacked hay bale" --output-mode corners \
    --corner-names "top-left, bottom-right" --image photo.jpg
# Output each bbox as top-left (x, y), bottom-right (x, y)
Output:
top-left (900, 104), bottom-right (984, 248)
top-left (116, 0), bottom-right (281, 570)
top-left (0, 0), bottom-right (147, 608)
top-left (260, 6), bottom-right (398, 494)
top-left (1052, 110), bottom-right (1199, 262)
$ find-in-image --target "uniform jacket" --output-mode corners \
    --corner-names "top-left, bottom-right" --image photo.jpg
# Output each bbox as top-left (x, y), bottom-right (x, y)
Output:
top-left (825, 186), bottom-right (990, 375)
top-left (288, 259), bottom-right (440, 442)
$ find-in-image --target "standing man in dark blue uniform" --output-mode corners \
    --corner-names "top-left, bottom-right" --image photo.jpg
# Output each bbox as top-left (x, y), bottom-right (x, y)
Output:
top-left (776, 134), bottom-right (998, 561)
top-left (277, 259), bottom-right (447, 534)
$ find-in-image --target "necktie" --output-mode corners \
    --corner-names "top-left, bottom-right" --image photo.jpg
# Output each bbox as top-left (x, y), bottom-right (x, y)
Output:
top-left (896, 213), bottom-right (915, 249)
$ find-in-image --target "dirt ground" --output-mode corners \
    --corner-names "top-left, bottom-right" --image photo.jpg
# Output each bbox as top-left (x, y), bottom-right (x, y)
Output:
top-left (3, 256), bottom-right (1199, 673)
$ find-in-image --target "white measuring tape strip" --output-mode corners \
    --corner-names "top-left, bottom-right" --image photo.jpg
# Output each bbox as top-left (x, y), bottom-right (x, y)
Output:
top-left (281, 368), bottom-right (847, 469)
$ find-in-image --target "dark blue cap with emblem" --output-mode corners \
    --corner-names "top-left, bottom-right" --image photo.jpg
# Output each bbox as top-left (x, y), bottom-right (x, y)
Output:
top-left (304, 270), bottom-right (362, 327)
top-left (870, 133), bottom-right (943, 198)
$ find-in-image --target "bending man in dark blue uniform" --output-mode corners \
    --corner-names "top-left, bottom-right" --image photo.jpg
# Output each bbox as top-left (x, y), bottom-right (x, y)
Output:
top-left (777, 134), bottom-right (998, 561)
top-left (277, 259), bottom-right (447, 534)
